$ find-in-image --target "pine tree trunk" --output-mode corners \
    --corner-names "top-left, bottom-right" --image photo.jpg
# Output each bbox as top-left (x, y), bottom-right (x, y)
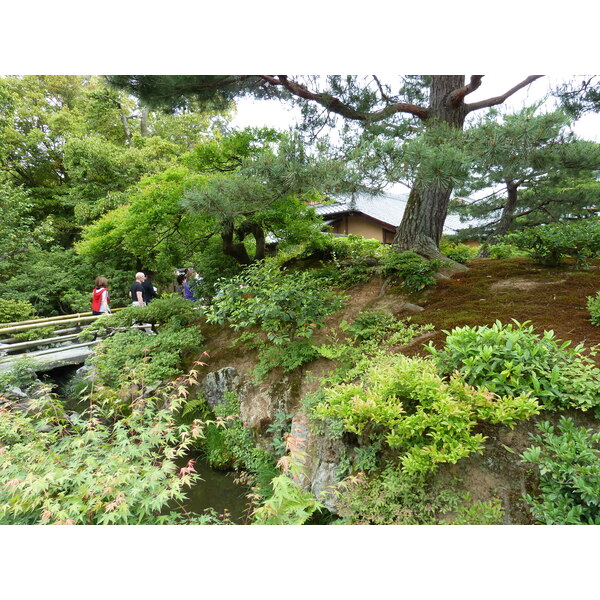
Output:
top-left (394, 76), bottom-right (468, 265)
top-left (479, 181), bottom-right (519, 257)
top-left (493, 181), bottom-right (519, 238)
top-left (140, 107), bottom-right (149, 137)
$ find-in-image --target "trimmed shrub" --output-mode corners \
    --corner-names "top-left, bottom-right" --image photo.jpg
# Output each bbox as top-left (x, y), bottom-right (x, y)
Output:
top-left (0, 298), bottom-right (36, 325)
top-left (205, 261), bottom-right (346, 344)
top-left (381, 250), bottom-right (441, 292)
top-left (428, 320), bottom-right (600, 412)
top-left (587, 291), bottom-right (600, 327)
top-left (503, 219), bottom-right (600, 267)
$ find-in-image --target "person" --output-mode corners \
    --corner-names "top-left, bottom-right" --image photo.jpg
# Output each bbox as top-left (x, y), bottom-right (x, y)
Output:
top-left (175, 273), bottom-right (186, 297)
top-left (91, 276), bottom-right (111, 315)
top-left (183, 269), bottom-right (198, 302)
top-left (141, 270), bottom-right (158, 304)
top-left (129, 272), bottom-right (146, 307)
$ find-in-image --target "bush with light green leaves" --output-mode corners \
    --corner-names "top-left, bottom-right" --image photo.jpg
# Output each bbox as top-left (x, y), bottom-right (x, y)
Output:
top-left (502, 219), bottom-right (600, 268)
top-left (428, 320), bottom-right (600, 413)
top-left (307, 354), bottom-right (539, 475)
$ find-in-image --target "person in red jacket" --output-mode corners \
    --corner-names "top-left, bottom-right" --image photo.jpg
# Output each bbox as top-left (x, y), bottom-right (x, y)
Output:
top-left (91, 276), bottom-right (111, 315)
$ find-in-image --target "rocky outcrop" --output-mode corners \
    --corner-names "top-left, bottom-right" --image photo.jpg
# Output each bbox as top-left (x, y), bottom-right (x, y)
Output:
top-left (201, 367), bottom-right (242, 409)
top-left (201, 365), bottom-right (347, 513)
top-left (290, 410), bottom-right (345, 513)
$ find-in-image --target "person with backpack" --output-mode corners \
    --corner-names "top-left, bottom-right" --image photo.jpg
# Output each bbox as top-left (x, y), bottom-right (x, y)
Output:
top-left (91, 277), bottom-right (111, 315)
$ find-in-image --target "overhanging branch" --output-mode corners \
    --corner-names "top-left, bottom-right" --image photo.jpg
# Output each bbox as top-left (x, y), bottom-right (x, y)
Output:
top-left (259, 75), bottom-right (429, 122)
top-left (465, 76), bottom-right (544, 113)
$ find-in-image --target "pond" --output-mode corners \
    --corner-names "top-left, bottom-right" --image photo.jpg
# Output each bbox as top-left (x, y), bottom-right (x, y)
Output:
top-left (178, 453), bottom-right (251, 524)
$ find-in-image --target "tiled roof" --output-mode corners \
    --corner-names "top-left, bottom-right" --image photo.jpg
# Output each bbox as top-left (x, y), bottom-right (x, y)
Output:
top-left (314, 192), bottom-right (478, 235)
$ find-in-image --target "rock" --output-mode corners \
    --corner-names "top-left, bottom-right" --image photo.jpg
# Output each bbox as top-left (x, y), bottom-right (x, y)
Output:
top-left (402, 302), bottom-right (424, 312)
top-left (7, 385), bottom-right (27, 399)
top-left (238, 375), bottom-right (296, 433)
top-left (290, 410), bottom-right (345, 513)
top-left (201, 367), bottom-right (242, 410)
top-left (75, 365), bottom-right (97, 379)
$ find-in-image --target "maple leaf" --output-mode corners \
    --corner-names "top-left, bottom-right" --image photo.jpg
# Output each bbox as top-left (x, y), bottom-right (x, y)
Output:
top-left (3, 478), bottom-right (22, 490)
top-left (178, 459), bottom-right (197, 478)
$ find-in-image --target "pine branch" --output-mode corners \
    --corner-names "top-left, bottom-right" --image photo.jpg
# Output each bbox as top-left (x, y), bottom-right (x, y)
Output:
top-left (465, 76), bottom-right (544, 113)
top-left (448, 75), bottom-right (484, 106)
top-left (259, 76), bottom-right (429, 122)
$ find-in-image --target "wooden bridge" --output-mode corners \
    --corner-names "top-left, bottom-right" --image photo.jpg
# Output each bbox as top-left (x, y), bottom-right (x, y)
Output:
top-left (0, 310), bottom-right (135, 373)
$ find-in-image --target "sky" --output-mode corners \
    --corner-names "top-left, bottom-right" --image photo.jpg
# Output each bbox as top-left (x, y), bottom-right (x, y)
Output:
top-left (230, 75), bottom-right (600, 141)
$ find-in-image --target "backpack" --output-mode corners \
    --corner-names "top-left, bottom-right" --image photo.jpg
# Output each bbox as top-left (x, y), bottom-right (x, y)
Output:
top-left (92, 287), bottom-right (109, 312)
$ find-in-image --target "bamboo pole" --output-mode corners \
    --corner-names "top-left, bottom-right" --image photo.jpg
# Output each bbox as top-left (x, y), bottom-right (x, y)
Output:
top-left (0, 307), bottom-right (124, 328)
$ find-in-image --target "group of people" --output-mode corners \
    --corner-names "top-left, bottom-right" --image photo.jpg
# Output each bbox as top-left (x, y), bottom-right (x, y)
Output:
top-left (91, 268), bottom-right (200, 315)
top-left (175, 268), bottom-right (200, 302)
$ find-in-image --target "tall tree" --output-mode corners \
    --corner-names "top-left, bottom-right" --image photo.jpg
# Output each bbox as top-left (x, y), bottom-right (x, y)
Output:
top-left (107, 75), bottom-right (543, 261)
top-left (451, 107), bottom-right (600, 248)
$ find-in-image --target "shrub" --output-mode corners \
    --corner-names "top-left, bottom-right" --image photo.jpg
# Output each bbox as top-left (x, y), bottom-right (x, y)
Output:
top-left (381, 250), bottom-right (441, 292)
top-left (304, 233), bottom-right (384, 261)
top-left (521, 417), bottom-right (600, 524)
top-left (587, 292), bottom-right (600, 327)
top-left (428, 320), bottom-right (600, 412)
top-left (487, 242), bottom-right (528, 260)
top-left (91, 326), bottom-right (204, 389)
top-left (86, 295), bottom-right (200, 337)
top-left (502, 219), bottom-right (600, 267)
top-left (0, 298), bottom-right (36, 325)
top-left (205, 261), bottom-right (346, 344)
top-left (440, 241), bottom-right (478, 264)
top-left (307, 354), bottom-right (538, 475)
top-left (334, 467), bottom-right (489, 525)
top-left (253, 339), bottom-right (321, 382)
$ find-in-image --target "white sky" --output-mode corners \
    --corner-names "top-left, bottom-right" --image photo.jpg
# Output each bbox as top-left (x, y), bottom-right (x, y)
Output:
top-left (230, 75), bottom-right (600, 141)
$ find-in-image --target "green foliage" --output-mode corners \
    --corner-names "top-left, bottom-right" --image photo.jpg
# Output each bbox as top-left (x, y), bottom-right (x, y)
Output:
top-left (0, 246), bottom-right (132, 315)
top-left (381, 250), bottom-right (441, 292)
top-left (316, 316), bottom-right (434, 386)
top-left (0, 381), bottom-right (216, 524)
top-left (253, 340), bottom-right (321, 382)
top-left (76, 167), bottom-right (214, 278)
top-left (205, 261), bottom-right (346, 344)
top-left (0, 298), bottom-right (36, 324)
top-left (305, 233), bottom-right (385, 261)
top-left (440, 240), bottom-right (478, 264)
top-left (91, 325), bottom-right (203, 390)
top-left (428, 320), bottom-right (600, 412)
top-left (308, 354), bottom-right (538, 475)
top-left (334, 467), bottom-right (463, 525)
top-left (503, 219), bottom-right (600, 268)
top-left (446, 495), bottom-right (504, 525)
top-left (521, 417), bottom-right (600, 524)
top-left (251, 472), bottom-right (324, 525)
top-left (0, 358), bottom-right (41, 394)
top-left (487, 242), bottom-right (527, 259)
top-left (188, 237), bottom-right (243, 300)
top-left (586, 291), bottom-right (600, 327)
top-left (265, 411), bottom-right (293, 457)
